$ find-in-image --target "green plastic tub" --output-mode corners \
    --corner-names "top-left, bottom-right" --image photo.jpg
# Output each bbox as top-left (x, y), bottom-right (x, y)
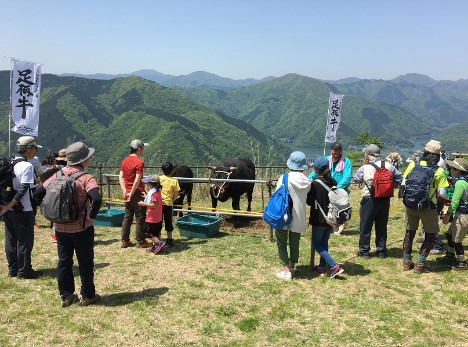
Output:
top-left (176, 214), bottom-right (221, 238)
top-left (94, 209), bottom-right (125, 227)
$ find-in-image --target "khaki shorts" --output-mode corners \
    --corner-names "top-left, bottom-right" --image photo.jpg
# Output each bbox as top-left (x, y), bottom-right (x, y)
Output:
top-left (446, 213), bottom-right (468, 243)
top-left (405, 208), bottom-right (440, 234)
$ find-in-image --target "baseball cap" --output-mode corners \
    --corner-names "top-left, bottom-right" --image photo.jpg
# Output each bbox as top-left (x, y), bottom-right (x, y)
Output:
top-left (331, 142), bottom-right (342, 150)
top-left (130, 139), bottom-right (149, 150)
top-left (313, 156), bottom-right (329, 170)
top-left (17, 136), bottom-right (42, 148)
top-left (142, 174), bottom-right (160, 183)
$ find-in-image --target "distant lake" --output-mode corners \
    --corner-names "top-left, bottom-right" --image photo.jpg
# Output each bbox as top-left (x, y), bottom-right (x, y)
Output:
top-left (294, 136), bottom-right (433, 160)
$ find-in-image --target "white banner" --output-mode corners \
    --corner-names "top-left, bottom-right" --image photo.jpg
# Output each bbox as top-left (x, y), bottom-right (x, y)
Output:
top-left (11, 60), bottom-right (41, 136)
top-left (325, 92), bottom-right (344, 143)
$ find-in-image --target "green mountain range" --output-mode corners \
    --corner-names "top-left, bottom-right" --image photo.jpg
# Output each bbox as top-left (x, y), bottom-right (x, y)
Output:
top-left (175, 74), bottom-right (437, 151)
top-left (0, 71), bottom-right (290, 166)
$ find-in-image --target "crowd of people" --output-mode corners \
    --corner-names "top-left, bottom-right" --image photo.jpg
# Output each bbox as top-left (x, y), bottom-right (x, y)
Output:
top-left (273, 140), bottom-right (467, 279)
top-left (0, 136), bottom-right (466, 307)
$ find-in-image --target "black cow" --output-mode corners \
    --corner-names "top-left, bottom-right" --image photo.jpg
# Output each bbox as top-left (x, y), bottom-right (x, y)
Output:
top-left (209, 158), bottom-right (255, 212)
top-left (171, 165), bottom-right (194, 217)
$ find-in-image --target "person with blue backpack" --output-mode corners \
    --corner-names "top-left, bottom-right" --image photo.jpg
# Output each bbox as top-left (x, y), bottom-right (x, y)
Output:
top-left (274, 151), bottom-right (311, 280)
top-left (437, 157), bottom-right (468, 270)
top-left (401, 140), bottom-right (449, 273)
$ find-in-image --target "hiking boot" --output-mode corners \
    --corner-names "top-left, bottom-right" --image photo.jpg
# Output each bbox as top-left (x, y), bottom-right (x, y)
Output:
top-left (313, 266), bottom-right (326, 277)
top-left (61, 293), bottom-right (78, 308)
top-left (357, 252), bottom-right (371, 259)
top-left (17, 269), bottom-right (43, 279)
top-left (165, 238), bottom-right (174, 247)
top-left (329, 265), bottom-right (344, 278)
top-left (136, 240), bottom-right (152, 249)
top-left (452, 261), bottom-right (467, 271)
top-left (79, 294), bottom-right (101, 307)
top-left (376, 252), bottom-right (387, 259)
top-left (276, 271), bottom-right (292, 280)
top-left (402, 260), bottom-right (414, 271)
top-left (436, 252), bottom-right (457, 265)
top-left (413, 262), bottom-right (427, 274)
top-left (120, 239), bottom-right (133, 248)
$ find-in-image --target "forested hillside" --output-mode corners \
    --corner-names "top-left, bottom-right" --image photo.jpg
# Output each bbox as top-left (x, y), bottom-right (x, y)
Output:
top-left (176, 74), bottom-right (432, 150)
top-left (0, 71), bottom-right (290, 166)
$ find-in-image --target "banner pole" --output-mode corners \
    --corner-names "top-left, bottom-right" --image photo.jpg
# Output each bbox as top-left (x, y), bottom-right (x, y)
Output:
top-left (8, 58), bottom-right (13, 157)
top-left (323, 92), bottom-right (331, 156)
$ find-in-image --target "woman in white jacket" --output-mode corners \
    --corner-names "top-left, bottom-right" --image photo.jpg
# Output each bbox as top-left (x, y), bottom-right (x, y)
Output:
top-left (275, 151), bottom-right (312, 280)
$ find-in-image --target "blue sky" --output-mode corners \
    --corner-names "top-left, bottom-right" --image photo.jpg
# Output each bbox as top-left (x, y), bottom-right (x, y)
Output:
top-left (1, 0), bottom-right (467, 81)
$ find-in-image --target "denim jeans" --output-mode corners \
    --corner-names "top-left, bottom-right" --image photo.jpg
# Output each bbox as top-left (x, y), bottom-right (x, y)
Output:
top-left (56, 226), bottom-right (96, 300)
top-left (311, 225), bottom-right (336, 268)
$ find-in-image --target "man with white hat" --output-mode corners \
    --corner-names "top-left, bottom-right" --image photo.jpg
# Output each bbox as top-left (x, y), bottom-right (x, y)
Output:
top-left (401, 139), bottom-right (449, 273)
top-left (0, 136), bottom-right (42, 279)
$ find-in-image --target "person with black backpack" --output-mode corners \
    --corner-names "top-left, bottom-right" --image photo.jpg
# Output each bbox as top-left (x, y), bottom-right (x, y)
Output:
top-left (34, 142), bottom-right (102, 307)
top-left (353, 144), bottom-right (402, 259)
top-left (307, 156), bottom-right (345, 278)
top-left (401, 140), bottom-right (449, 274)
top-left (0, 136), bottom-right (43, 279)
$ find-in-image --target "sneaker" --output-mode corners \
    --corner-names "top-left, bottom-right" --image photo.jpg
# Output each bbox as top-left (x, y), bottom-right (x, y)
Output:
top-left (402, 260), bottom-right (414, 271)
top-left (452, 261), bottom-right (467, 271)
top-left (120, 239), bottom-right (133, 248)
top-left (51, 234), bottom-right (57, 243)
top-left (329, 265), bottom-right (344, 278)
top-left (313, 266), bottom-right (326, 277)
top-left (79, 294), bottom-right (101, 307)
top-left (136, 240), bottom-right (152, 249)
top-left (17, 269), bottom-right (43, 279)
top-left (149, 240), bottom-right (166, 254)
top-left (413, 262), bottom-right (427, 274)
top-left (429, 249), bottom-right (444, 255)
top-left (165, 238), bottom-right (174, 247)
top-left (276, 271), bottom-right (292, 280)
top-left (436, 252), bottom-right (457, 265)
top-left (376, 252), bottom-right (387, 259)
top-left (357, 252), bottom-right (371, 259)
top-left (61, 293), bottom-right (78, 308)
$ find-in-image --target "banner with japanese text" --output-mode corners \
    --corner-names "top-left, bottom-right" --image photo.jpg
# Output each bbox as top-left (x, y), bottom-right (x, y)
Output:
top-left (11, 59), bottom-right (41, 136)
top-left (325, 92), bottom-right (344, 143)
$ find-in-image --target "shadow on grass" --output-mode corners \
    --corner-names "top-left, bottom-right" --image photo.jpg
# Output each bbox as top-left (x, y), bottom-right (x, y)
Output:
top-left (100, 287), bottom-right (169, 307)
top-left (340, 261), bottom-right (372, 276)
top-left (160, 238), bottom-right (209, 254)
top-left (95, 238), bottom-right (120, 246)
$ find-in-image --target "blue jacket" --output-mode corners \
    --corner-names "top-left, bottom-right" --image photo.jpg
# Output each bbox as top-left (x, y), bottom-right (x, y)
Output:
top-left (308, 156), bottom-right (353, 191)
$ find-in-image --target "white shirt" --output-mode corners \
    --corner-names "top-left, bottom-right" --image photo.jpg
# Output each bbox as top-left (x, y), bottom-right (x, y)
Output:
top-left (13, 157), bottom-right (35, 211)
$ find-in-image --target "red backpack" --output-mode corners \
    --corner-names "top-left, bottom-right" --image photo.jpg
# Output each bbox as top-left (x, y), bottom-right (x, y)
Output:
top-left (367, 161), bottom-right (394, 198)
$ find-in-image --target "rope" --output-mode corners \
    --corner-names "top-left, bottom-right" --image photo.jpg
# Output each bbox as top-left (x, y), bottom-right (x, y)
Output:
top-left (173, 204), bottom-right (263, 215)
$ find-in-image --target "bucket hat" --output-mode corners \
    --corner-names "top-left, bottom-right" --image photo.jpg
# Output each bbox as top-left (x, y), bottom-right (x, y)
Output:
top-left (287, 151), bottom-right (308, 171)
top-left (66, 142), bottom-right (95, 165)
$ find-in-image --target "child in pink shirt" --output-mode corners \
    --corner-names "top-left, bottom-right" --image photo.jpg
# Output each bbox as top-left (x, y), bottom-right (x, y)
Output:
top-left (138, 174), bottom-right (165, 254)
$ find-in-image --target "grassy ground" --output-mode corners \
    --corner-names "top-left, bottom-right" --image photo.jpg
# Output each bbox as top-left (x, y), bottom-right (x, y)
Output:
top-left (0, 186), bottom-right (467, 347)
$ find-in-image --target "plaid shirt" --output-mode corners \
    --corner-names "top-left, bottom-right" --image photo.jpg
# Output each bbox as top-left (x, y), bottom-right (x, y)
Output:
top-left (43, 165), bottom-right (99, 233)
